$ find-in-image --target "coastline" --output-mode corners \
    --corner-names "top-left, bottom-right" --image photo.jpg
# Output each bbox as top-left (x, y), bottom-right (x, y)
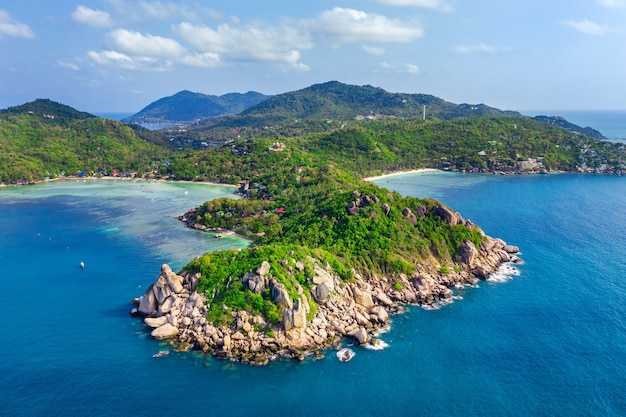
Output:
top-left (363, 168), bottom-right (439, 182)
top-left (1, 176), bottom-right (237, 188)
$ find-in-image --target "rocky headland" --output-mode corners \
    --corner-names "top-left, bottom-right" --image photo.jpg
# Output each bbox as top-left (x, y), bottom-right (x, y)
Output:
top-left (132, 197), bottom-right (521, 365)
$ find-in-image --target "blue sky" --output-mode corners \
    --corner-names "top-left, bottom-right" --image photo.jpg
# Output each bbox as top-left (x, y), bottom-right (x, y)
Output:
top-left (1, 1), bottom-right (625, 113)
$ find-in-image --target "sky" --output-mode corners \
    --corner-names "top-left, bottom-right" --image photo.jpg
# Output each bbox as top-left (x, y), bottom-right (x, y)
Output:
top-left (1, 0), bottom-right (625, 113)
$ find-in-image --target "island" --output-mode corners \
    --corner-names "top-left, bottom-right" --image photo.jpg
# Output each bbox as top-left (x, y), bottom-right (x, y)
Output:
top-left (131, 164), bottom-right (521, 365)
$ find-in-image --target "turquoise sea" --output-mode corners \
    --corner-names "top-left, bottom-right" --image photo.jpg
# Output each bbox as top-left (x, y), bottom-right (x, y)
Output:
top-left (1, 173), bottom-right (624, 416)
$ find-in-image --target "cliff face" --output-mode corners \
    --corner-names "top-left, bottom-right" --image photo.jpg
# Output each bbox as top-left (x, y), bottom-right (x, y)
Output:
top-left (132, 206), bottom-right (520, 365)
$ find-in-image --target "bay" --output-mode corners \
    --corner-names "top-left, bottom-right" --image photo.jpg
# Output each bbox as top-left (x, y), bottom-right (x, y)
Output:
top-left (0, 173), bottom-right (625, 416)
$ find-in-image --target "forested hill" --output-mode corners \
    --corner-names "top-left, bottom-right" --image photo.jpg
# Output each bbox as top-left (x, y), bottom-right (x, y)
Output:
top-left (123, 90), bottom-right (270, 124)
top-left (0, 99), bottom-right (95, 123)
top-left (0, 100), bottom-right (169, 183)
top-left (239, 81), bottom-right (522, 123)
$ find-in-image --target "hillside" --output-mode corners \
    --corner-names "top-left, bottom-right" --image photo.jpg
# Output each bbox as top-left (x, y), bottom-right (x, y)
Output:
top-left (240, 81), bottom-right (521, 122)
top-left (161, 81), bottom-right (604, 148)
top-left (123, 90), bottom-right (270, 124)
top-left (0, 100), bottom-right (170, 183)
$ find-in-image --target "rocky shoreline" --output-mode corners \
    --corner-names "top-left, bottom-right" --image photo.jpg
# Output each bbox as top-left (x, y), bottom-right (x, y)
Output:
top-left (131, 207), bottom-right (521, 365)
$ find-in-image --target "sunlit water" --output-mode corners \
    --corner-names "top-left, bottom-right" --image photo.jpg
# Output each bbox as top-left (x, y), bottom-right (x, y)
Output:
top-left (1, 174), bottom-right (625, 416)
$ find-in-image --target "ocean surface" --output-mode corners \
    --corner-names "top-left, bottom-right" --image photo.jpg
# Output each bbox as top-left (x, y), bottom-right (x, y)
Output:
top-left (1, 174), bottom-right (624, 416)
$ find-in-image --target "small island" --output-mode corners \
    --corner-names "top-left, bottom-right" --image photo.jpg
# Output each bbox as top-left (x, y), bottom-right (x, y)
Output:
top-left (132, 165), bottom-right (521, 365)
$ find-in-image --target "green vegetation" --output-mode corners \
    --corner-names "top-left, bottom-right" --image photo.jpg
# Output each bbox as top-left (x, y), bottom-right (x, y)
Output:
top-left (0, 100), bottom-right (169, 183)
top-left (2, 91), bottom-right (625, 328)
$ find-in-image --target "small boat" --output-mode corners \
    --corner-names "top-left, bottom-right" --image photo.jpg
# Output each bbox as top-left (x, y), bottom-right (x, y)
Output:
top-left (79, 261), bottom-right (85, 269)
top-left (336, 348), bottom-right (355, 362)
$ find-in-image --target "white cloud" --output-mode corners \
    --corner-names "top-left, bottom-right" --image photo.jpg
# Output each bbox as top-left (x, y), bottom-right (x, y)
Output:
top-left (403, 63), bottom-right (421, 74)
top-left (561, 19), bottom-right (616, 35)
top-left (109, 29), bottom-right (186, 57)
top-left (71, 6), bottom-right (112, 28)
top-left (309, 8), bottom-right (423, 43)
top-left (106, 0), bottom-right (212, 21)
top-left (0, 10), bottom-right (35, 39)
top-left (176, 21), bottom-right (312, 70)
top-left (362, 45), bottom-right (386, 56)
top-left (598, 0), bottom-right (626, 8)
top-left (380, 62), bottom-right (421, 74)
top-left (454, 43), bottom-right (508, 55)
top-left (372, 0), bottom-right (454, 11)
top-left (137, 1), bottom-right (197, 20)
top-left (56, 59), bottom-right (81, 71)
top-left (88, 49), bottom-right (171, 71)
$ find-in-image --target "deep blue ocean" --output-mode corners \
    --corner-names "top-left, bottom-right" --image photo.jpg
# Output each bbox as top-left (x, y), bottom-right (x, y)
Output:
top-left (1, 110), bottom-right (625, 416)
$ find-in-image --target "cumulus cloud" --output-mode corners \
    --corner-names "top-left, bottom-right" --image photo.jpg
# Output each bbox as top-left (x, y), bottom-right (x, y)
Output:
top-left (454, 43), bottom-right (510, 55)
top-left (109, 29), bottom-right (186, 57)
top-left (561, 19), bottom-right (616, 35)
top-left (308, 7), bottom-right (423, 43)
top-left (176, 21), bottom-right (312, 70)
top-left (598, 0), bottom-right (626, 8)
top-left (0, 10), bottom-right (35, 39)
top-left (88, 49), bottom-right (170, 71)
top-left (71, 5), bottom-right (112, 28)
top-left (84, 7), bottom-right (423, 73)
top-left (372, 0), bottom-right (454, 11)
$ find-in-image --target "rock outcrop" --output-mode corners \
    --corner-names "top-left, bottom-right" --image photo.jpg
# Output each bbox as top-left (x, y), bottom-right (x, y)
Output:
top-left (133, 230), bottom-right (519, 365)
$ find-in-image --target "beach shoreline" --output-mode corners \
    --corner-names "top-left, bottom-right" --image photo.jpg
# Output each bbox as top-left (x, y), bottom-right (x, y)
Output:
top-left (1, 176), bottom-right (237, 188)
top-left (363, 168), bottom-right (439, 182)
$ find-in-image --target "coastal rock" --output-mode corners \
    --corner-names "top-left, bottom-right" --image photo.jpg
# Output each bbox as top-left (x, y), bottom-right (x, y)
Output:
top-left (151, 323), bottom-right (179, 340)
top-left (353, 327), bottom-right (370, 345)
top-left (353, 287), bottom-right (374, 309)
top-left (144, 316), bottom-right (168, 328)
top-left (312, 263), bottom-right (334, 290)
top-left (382, 203), bottom-right (391, 216)
top-left (313, 283), bottom-right (330, 302)
top-left (460, 240), bottom-right (479, 268)
top-left (283, 299), bottom-right (307, 331)
top-left (434, 205), bottom-right (462, 225)
top-left (503, 245), bottom-right (520, 254)
top-left (374, 291), bottom-right (394, 308)
top-left (138, 285), bottom-right (158, 316)
top-left (271, 281), bottom-right (293, 309)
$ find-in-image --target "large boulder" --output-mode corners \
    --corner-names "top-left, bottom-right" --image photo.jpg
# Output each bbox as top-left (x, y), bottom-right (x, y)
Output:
top-left (460, 240), bottom-right (479, 268)
top-left (353, 287), bottom-right (374, 309)
top-left (434, 205), bottom-right (462, 225)
top-left (313, 283), bottom-right (330, 302)
top-left (283, 299), bottom-right (307, 331)
top-left (138, 284), bottom-right (158, 316)
top-left (352, 327), bottom-right (370, 345)
top-left (312, 263), bottom-right (334, 290)
top-left (257, 261), bottom-right (271, 276)
top-left (271, 281), bottom-right (293, 309)
top-left (151, 323), bottom-right (179, 340)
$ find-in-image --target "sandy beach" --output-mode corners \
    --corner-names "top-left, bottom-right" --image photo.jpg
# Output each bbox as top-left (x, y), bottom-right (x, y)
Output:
top-left (363, 168), bottom-right (439, 182)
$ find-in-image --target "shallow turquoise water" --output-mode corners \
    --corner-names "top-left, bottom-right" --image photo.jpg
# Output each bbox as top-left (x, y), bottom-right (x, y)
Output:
top-left (0, 174), bottom-right (624, 416)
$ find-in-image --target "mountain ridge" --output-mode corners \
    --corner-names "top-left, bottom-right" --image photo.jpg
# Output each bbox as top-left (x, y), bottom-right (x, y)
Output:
top-left (122, 90), bottom-right (271, 124)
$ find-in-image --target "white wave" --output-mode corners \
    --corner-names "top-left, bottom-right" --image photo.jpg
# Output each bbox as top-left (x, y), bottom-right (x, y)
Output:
top-left (365, 339), bottom-right (389, 351)
top-left (421, 297), bottom-right (454, 310)
top-left (487, 263), bottom-right (521, 282)
top-left (372, 325), bottom-right (391, 336)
